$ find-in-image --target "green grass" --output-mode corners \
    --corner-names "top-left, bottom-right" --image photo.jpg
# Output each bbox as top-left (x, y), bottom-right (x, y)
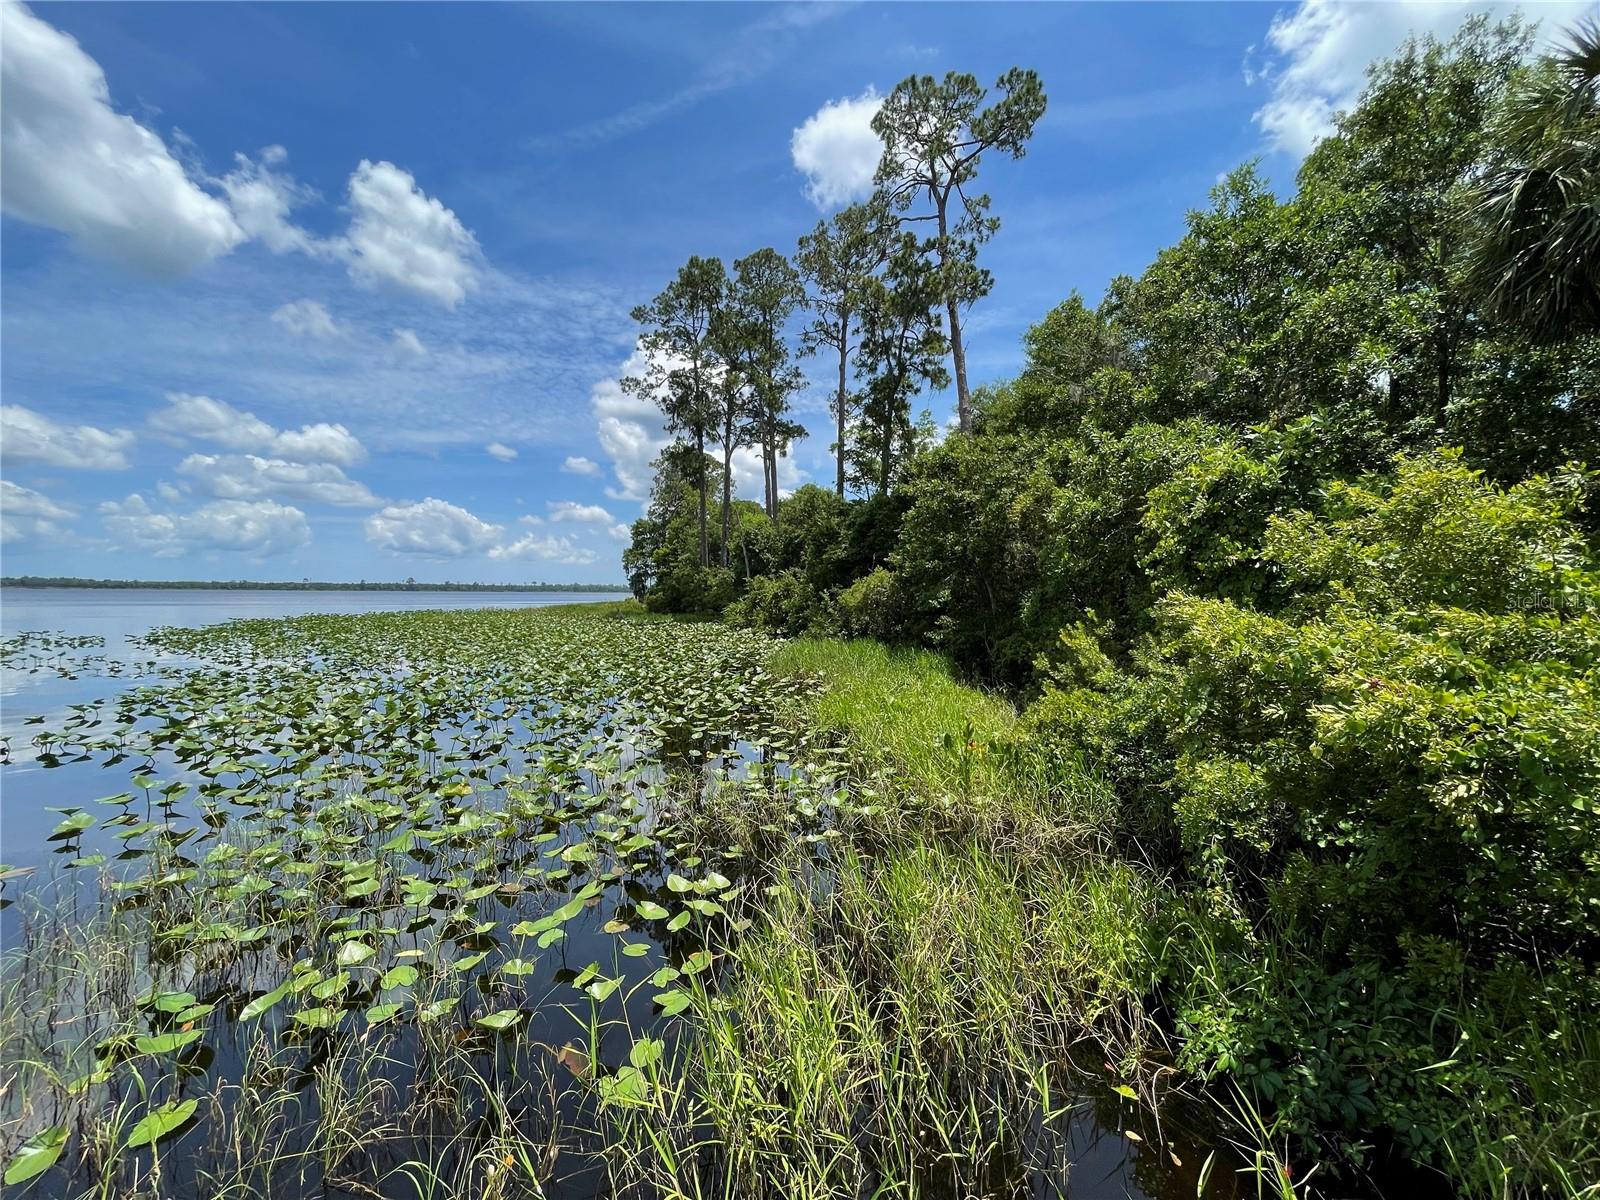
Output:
top-left (768, 638), bottom-right (1020, 821)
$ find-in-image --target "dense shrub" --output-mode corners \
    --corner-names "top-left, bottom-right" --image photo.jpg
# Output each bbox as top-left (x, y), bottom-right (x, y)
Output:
top-left (1022, 451), bottom-right (1600, 1181)
top-left (835, 567), bottom-right (905, 641)
top-left (1033, 451), bottom-right (1600, 953)
top-left (724, 569), bottom-right (832, 637)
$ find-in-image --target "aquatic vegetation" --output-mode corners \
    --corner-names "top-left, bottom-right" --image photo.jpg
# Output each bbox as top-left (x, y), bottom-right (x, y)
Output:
top-left (0, 607), bottom-right (854, 1197)
top-left (2, 605), bottom-right (1262, 1200)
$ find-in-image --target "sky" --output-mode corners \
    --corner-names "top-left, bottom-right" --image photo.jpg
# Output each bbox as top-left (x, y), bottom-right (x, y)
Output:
top-left (2, 0), bottom-right (1592, 584)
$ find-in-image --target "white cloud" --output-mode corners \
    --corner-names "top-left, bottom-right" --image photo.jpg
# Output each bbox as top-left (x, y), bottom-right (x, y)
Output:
top-left (0, 0), bottom-right (244, 275)
top-left (150, 392), bottom-right (277, 450)
top-left (343, 160), bottom-right (480, 308)
top-left (176, 453), bottom-right (378, 507)
top-left (1, 402), bottom-right (133, 469)
top-left (791, 88), bottom-right (883, 210)
top-left (99, 493), bottom-right (309, 558)
top-left (273, 422), bottom-right (365, 466)
top-left (271, 299), bottom-right (343, 340)
top-left (150, 393), bottom-right (366, 467)
top-left (218, 146), bottom-right (320, 256)
top-left (562, 455), bottom-right (601, 476)
top-left (0, 478), bottom-right (76, 543)
top-left (608, 522), bottom-right (631, 542)
top-left (364, 497), bottom-right (501, 557)
top-left (1250, 0), bottom-right (1591, 156)
top-left (730, 443), bottom-right (806, 501)
top-left (591, 344), bottom-right (673, 502)
top-left (489, 531), bottom-right (597, 566)
top-left (548, 500), bottom-right (614, 524)
top-left (485, 442), bottom-right (518, 462)
top-left (392, 328), bottom-right (428, 357)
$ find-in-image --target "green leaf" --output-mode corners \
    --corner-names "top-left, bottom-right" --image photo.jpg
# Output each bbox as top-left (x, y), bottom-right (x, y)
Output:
top-left (49, 811), bottom-right (93, 839)
top-left (653, 989), bottom-right (692, 1016)
top-left (4, 1126), bottom-right (67, 1185)
top-left (418, 997), bottom-right (459, 1023)
top-left (379, 965), bottom-right (419, 990)
top-left (240, 981), bottom-right (293, 1022)
top-left (475, 1009), bottom-right (521, 1031)
top-left (635, 900), bottom-right (669, 920)
top-left (135, 1030), bottom-right (202, 1056)
top-left (125, 1099), bottom-right (198, 1148)
top-left (336, 940), bottom-right (375, 967)
top-left (629, 1037), bottom-right (663, 1070)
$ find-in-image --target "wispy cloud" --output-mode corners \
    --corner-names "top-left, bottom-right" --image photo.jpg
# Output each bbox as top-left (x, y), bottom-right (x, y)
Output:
top-left (523, 3), bottom-right (847, 152)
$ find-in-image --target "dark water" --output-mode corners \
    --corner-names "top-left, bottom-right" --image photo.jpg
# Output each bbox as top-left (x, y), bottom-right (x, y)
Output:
top-left (0, 589), bottom-right (1250, 1200)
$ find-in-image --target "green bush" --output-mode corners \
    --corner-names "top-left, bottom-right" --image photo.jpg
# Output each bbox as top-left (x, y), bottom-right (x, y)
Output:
top-left (1024, 450), bottom-right (1600, 1183)
top-left (724, 569), bottom-right (832, 636)
top-left (835, 567), bottom-right (905, 641)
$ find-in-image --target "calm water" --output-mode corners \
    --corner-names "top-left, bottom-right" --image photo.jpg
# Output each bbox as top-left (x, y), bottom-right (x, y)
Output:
top-left (1, 588), bottom-right (621, 864)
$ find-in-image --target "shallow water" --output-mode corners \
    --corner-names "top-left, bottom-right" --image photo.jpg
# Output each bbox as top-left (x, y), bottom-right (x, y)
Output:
top-left (0, 592), bottom-right (1247, 1200)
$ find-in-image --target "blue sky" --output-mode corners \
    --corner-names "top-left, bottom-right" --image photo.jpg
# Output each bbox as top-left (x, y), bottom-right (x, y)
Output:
top-left (2, 0), bottom-right (1589, 583)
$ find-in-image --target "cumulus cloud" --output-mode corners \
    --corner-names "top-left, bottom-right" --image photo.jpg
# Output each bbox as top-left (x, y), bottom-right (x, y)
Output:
top-left (150, 393), bottom-right (366, 467)
top-left (0, 478), bottom-right (76, 543)
top-left (2, 5), bottom-right (487, 301)
top-left (100, 493), bottom-right (309, 558)
top-left (791, 88), bottom-right (883, 209)
top-left (548, 500), bottom-right (615, 524)
top-left (176, 452), bottom-right (378, 507)
top-left (0, 0), bottom-right (244, 275)
top-left (562, 455), bottom-right (601, 476)
top-left (271, 299), bottom-right (344, 340)
top-left (485, 442), bottom-right (518, 462)
top-left (343, 160), bottom-right (480, 308)
top-left (730, 443), bottom-right (806, 501)
top-left (1249, 0), bottom-right (1590, 156)
top-left (587, 342), bottom-right (805, 505)
top-left (361, 495), bottom-right (610, 564)
top-left (218, 146), bottom-right (321, 255)
top-left (364, 497), bottom-right (502, 557)
top-left (1, 402), bottom-right (134, 469)
top-left (591, 344), bottom-right (673, 502)
top-left (489, 531), bottom-right (597, 566)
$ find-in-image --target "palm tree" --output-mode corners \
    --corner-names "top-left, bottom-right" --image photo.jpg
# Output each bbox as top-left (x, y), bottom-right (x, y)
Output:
top-left (1466, 19), bottom-right (1600, 342)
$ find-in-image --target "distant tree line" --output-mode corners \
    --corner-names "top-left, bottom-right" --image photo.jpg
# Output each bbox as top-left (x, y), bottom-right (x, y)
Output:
top-left (0, 577), bottom-right (631, 593)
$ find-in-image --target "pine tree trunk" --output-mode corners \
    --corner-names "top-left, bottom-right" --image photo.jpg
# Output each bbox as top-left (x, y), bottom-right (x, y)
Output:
top-left (937, 200), bottom-right (972, 434)
top-left (835, 321), bottom-right (849, 497)
top-left (721, 430), bottom-right (734, 569)
top-left (695, 427), bottom-right (708, 568)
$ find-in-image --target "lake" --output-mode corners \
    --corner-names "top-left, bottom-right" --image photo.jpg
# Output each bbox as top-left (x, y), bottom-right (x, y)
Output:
top-left (0, 592), bottom-right (1242, 1200)
top-left (1, 588), bottom-right (621, 864)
